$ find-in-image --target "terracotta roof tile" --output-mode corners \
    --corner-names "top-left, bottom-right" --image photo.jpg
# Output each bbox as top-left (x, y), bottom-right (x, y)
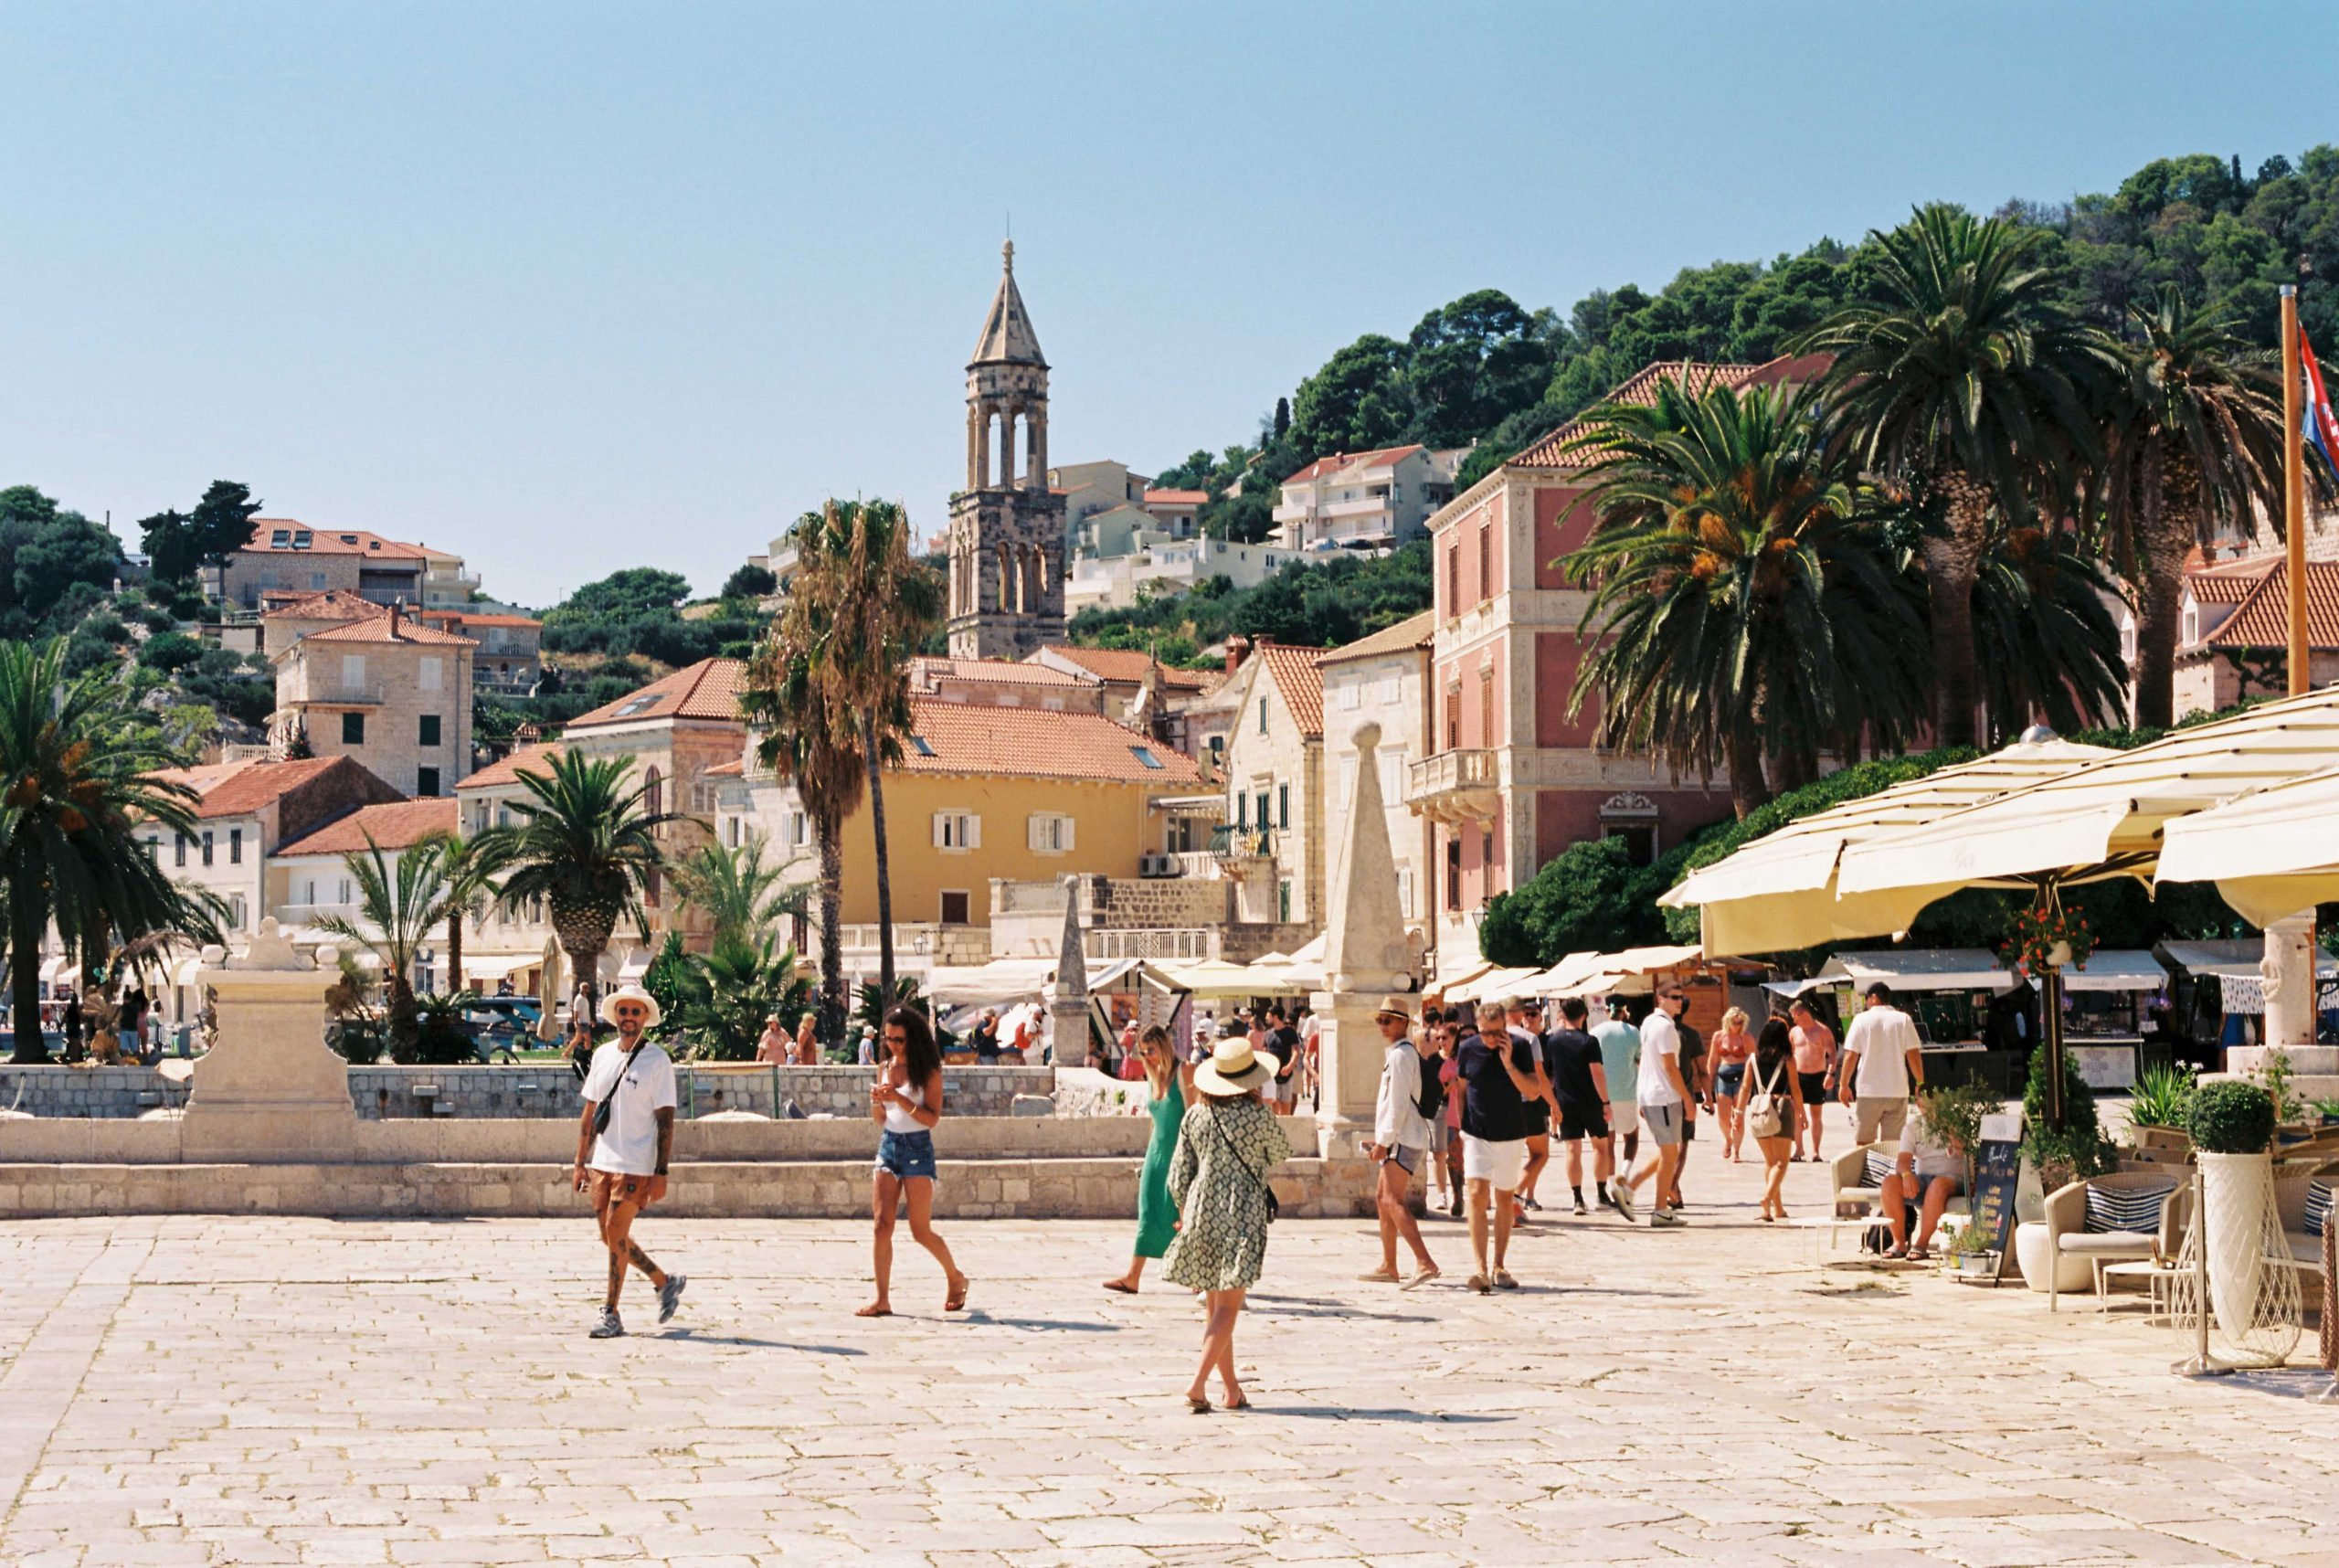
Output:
top-left (1254, 643), bottom-right (1326, 738)
top-left (417, 610), bottom-right (542, 630)
top-left (1507, 362), bottom-right (1763, 470)
top-left (147, 757), bottom-right (351, 819)
top-left (911, 656), bottom-right (1095, 689)
top-left (2189, 560), bottom-right (2339, 651)
top-left (898, 701), bottom-right (1201, 784)
top-left (302, 615), bottom-right (477, 646)
top-left (275, 798), bottom-right (458, 858)
top-left (240, 522), bottom-right (430, 560)
top-left (1317, 610), bottom-right (1435, 666)
top-left (2186, 555), bottom-right (2278, 608)
top-left (260, 589), bottom-right (386, 623)
top-left (566, 658), bottom-right (747, 727)
top-left (457, 741), bottom-right (566, 790)
top-left (1037, 645), bottom-right (1217, 690)
top-left (703, 758), bottom-right (745, 778)
top-left (1142, 488), bottom-right (1209, 504)
top-left (1281, 443), bottom-right (1425, 486)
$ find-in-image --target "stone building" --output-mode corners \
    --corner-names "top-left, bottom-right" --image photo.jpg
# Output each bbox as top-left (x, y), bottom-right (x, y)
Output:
top-left (209, 522), bottom-right (431, 610)
top-left (1195, 640), bottom-right (1328, 929)
top-left (270, 798), bottom-right (461, 991)
top-left (1317, 611), bottom-right (1436, 966)
top-left (268, 600), bottom-right (477, 799)
top-left (947, 242), bottom-right (1068, 660)
top-left (454, 741), bottom-right (569, 1001)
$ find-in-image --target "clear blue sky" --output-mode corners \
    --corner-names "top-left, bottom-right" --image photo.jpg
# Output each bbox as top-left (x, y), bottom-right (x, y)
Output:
top-left (4, 2), bottom-right (2330, 608)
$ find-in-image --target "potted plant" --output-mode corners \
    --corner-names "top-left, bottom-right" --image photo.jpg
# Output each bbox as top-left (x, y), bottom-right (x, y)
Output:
top-left (2186, 1079), bottom-right (2278, 1340)
top-left (1999, 895), bottom-right (2095, 975)
top-left (2125, 1064), bottom-right (2196, 1163)
top-left (1941, 1216), bottom-right (1998, 1278)
top-left (2019, 1046), bottom-right (2113, 1194)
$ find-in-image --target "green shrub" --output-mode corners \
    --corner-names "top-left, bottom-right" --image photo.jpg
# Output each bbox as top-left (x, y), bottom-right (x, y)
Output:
top-left (2186, 1080), bottom-right (2276, 1155)
top-left (2020, 1046), bottom-right (2115, 1181)
top-left (137, 631), bottom-right (204, 673)
top-left (2126, 1063), bottom-right (2196, 1130)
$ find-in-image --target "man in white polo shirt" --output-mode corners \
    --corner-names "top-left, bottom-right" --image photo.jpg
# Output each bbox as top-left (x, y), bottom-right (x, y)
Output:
top-left (1837, 981), bottom-right (1926, 1146)
top-left (574, 982), bottom-right (686, 1339)
top-left (1619, 986), bottom-right (1691, 1227)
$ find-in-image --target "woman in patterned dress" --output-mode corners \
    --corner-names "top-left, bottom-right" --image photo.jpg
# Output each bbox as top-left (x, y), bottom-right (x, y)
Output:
top-left (1162, 1036), bottom-right (1291, 1413)
top-left (1103, 1025), bottom-right (1194, 1294)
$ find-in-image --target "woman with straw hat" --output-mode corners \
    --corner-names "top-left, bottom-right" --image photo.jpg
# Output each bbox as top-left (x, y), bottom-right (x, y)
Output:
top-left (1161, 1035), bottom-right (1291, 1413)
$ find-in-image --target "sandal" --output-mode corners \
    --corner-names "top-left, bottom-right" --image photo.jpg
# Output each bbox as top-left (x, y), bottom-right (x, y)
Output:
top-left (1905, 1246), bottom-right (1931, 1263)
top-left (1101, 1278), bottom-right (1138, 1295)
top-left (1222, 1392), bottom-right (1250, 1411)
top-left (1467, 1274), bottom-right (1492, 1294)
top-left (945, 1277), bottom-right (970, 1312)
top-left (1185, 1395), bottom-right (1212, 1414)
top-left (1882, 1244), bottom-right (1908, 1260)
top-left (854, 1301), bottom-right (893, 1318)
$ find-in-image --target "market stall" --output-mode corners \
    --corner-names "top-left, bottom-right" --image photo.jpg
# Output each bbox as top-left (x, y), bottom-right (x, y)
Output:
top-left (2157, 939), bottom-right (2339, 1069)
top-left (2057, 949), bottom-right (2171, 1089)
top-left (1811, 949), bottom-right (2021, 1090)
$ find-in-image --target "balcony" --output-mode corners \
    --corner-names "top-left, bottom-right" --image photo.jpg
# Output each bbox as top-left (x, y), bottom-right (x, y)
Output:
top-left (297, 683), bottom-right (385, 706)
top-left (1407, 748), bottom-right (1501, 825)
top-left (1208, 825), bottom-right (1275, 879)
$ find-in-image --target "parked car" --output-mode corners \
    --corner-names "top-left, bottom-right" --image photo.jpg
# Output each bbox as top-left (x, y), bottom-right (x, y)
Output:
top-left (460, 997), bottom-right (544, 1059)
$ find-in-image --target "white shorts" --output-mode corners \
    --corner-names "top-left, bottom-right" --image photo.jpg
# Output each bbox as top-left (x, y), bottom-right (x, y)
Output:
top-left (1461, 1134), bottom-right (1527, 1191)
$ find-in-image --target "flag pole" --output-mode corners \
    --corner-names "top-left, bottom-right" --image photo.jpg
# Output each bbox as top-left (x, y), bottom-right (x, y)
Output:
top-left (2283, 284), bottom-right (2308, 696)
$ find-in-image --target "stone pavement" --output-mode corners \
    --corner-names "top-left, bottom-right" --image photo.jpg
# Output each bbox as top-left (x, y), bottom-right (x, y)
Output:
top-left (4, 1128), bottom-right (2338, 1566)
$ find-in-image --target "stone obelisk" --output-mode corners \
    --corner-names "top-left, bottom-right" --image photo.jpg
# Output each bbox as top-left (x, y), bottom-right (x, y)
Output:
top-left (1310, 721), bottom-right (1416, 1158)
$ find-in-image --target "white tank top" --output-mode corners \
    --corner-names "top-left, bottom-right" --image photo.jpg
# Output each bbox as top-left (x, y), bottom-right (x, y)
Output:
top-left (884, 1074), bottom-right (927, 1134)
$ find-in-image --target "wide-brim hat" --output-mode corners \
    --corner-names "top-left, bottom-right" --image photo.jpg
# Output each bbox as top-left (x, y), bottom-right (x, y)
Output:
top-left (599, 982), bottom-right (662, 1029)
top-left (1192, 1037), bottom-right (1277, 1096)
top-left (1375, 995), bottom-right (1413, 1022)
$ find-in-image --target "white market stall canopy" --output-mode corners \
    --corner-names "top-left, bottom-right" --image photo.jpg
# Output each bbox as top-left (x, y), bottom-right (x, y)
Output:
top-left (926, 957), bottom-right (1056, 1006)
top-left (1816, 949), bottom-right (2017, 993)
top-left (1444, 965), bottom-right (1551, 1005)
top-left (1660, 736), bottom-right (2118, 956)
top-left (460, 955), bottom-right (537, 982)
top-left (2058, 949), bottom-right (2170, 994)
top-left (2158, 939), bottom-right (2339, 1012)
top-left (1149, 959), bottom-right (1288, 999)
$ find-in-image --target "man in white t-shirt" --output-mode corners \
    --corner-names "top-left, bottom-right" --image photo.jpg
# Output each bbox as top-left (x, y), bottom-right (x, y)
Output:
top-left (574, 983), bottom-right (685, 1339)
top-left (1836, 982), bottom-right (1926, 1146)
top-left (1619, 987), bottom-right (1691, 1227)
top-left (1880, 1100), bottom-right (1965, 1261)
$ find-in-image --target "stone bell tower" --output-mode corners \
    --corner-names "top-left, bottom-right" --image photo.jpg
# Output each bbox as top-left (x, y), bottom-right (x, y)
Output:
top-left (947, 241), bottom-right (1068, 660)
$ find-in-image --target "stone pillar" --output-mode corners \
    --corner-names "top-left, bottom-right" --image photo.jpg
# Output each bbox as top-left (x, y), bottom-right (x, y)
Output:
top-left (180, 918), bottom-right (356, 1164)
top-left (1046, 876), bottom-right (1091, 1069)
top-left (2263, 913), bottom-right (2320, 1052)
top-left (1031, 399), bottom-right (1047, 479)
top-left (1312, 721), bottom-right (1416, 1158)
top-left (968, 407), bottom-right (987, 490)
top-left (1000, 408), bottom-right (1016, 490)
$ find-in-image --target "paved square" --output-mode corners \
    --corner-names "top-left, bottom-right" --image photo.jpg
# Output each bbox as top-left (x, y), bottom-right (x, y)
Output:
top-left (4, 1144), bottom-right (2336, 1566)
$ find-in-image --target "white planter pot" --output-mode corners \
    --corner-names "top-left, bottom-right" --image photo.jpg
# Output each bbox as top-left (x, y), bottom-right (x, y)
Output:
top-left (2046, 940), bottom-right (2074, 969)
top-left (2014, 1221), bottom-right (2091, 1293)
top-left (2197, 1150), bottom-right (2274, 1341)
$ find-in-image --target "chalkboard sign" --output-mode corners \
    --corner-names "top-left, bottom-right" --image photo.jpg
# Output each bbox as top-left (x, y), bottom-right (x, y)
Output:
top-left (1968, 1111), bottom-right (2024, 1284)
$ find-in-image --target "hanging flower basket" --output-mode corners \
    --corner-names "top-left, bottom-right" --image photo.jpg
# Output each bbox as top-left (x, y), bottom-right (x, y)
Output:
top-left (2000, 896), bottom-right (2094, 974)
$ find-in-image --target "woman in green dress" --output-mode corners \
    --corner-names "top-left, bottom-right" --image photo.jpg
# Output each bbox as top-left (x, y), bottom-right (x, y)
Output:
top-left (1103, 1025), bottom-right (1193, 1294)
top-left (1162, 1036), bottom-right (1291, 1413)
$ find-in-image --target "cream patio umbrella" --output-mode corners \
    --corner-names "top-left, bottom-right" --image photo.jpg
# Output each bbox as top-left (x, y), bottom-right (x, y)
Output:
top-left (2155, 765), bottom-right (2339, 927)
top-left (1659, 735), bottom-right (2118, 958)
top-left (1833, 686), bottom-right (2339, 1121)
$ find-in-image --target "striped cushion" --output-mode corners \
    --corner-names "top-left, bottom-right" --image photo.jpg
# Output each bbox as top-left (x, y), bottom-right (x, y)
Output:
top-left (2084, 1181), bottom-right (2175, 1235)
top-left (1861, 1151), bottom-right (1896, 1190)
top-left (2307, 1181), bottom-right (2333, 1239)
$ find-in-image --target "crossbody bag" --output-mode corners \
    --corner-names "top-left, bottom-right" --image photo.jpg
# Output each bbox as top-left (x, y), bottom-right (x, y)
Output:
top-left (1212, 1110), bottom-right (1278, 1224)
top-left (592, 1040), bottom-right (651, 1138)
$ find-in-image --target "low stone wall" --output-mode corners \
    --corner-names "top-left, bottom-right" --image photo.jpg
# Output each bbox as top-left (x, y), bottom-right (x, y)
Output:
top-left (0, 1154), bottom-right (1379, 1220)
top-left (0, 1063), bottom-right (1053, 1121)
top-left (0, 1112), bottom-right (1156, 1167)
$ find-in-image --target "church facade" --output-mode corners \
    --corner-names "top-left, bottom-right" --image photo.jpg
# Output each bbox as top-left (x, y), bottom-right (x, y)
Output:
top-left (947, 242), bottom-right (1069, 660)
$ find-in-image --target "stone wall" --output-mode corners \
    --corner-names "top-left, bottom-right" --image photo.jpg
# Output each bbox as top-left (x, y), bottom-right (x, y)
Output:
top-left (0, 1153), bottom-right (1379, 1220)
top-left (0, 1064), bottom-right (1053, 1121)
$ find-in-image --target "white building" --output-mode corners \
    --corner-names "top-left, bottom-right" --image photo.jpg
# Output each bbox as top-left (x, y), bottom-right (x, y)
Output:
top-left (1316, 611), bottom-right (1435, 963)
top-left (1065, 535), bottom-right (1300, 616)
top-left (1272, 444), bottom-right (1467, 553)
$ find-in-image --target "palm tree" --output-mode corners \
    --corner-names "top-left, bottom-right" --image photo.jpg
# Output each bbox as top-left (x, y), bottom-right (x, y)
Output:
top-left (1799, 205), bottom-right (2117, 747)
top-left (669, 831), bottom-right (801, 948)
top-left (0, 640), bottom-right (219, 1062)
top-left (1970, 517), bottom-right (2132, 740)
top-left (473, 750), bottom-right (674, 1022)
top-left (315, 833), bottom-right (454, 1059)
top-left (668, 935), bottom-right (811, 1060)
top-left (739, 631), bottom-right (865, 1046)
top-left (1562, 378), bottom-right (1929, 816)
top-left (2094, 288), bottom-right (2289, 726)
top-left (787, 499), bottom-right (944, 1001)
top-left (431, 832), bottom-right (508, 1001)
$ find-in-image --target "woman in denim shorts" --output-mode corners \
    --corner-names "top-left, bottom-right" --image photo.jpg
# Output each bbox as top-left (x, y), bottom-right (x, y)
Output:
top-left (858, 1004), bottom-right (969, 1318)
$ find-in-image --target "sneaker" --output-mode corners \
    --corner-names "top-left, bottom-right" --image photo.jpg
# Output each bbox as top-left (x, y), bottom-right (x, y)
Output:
top-left (657, 1272), bottom-right (687, 1324)
top-left (1447, 1197), bottom-right (1463, 1219)
top-left (589, 1307), bottom-right (625, 1339)
top-left (1612, 1187), bottom-right (1636, 1221)
top-left (1572, 1196), bottom-right (1589, 1216)
top-left (1521, 1195), bottom-right (1542, 1212)
top-left (1650, 1212), bottom-right (1686, 1229)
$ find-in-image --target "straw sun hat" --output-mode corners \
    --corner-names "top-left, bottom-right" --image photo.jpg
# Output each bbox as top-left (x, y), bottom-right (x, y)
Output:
top-left (598, 982), bottom-right (662, 1030)
top-left (1191, 1036), bottom-right (1277, 1096)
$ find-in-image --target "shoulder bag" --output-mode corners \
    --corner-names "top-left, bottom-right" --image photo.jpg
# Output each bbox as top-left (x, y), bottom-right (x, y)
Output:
top-left (1212, 1107), bottom-right (1278, 1223)
top-left (591, 1040), bottom-right (651, 1138)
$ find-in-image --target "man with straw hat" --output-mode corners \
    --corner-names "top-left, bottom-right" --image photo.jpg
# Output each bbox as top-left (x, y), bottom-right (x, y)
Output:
top-left (574, 982), bottom-right (687, 1339)
top-left (1360, 996), bottom-right (1441, 1291)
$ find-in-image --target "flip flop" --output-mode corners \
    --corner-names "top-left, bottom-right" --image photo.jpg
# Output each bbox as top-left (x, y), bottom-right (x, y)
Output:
top-left (946, 1277), bottom-right (970, 1312)
top-left (1101, 1279), bottom-right (1138, 1295)
top-left (854, 1302), bottom-right (893, 1318)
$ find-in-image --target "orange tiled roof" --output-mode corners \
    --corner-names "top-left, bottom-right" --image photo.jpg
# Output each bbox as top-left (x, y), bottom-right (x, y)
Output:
top-left (2188, 560), bottom-right (2339, 651)
top-left (1508, 362), bottom-right (1762, 470)
top-left (417, 609), bottom-right (542, 630)
top-left (703, 758), bottom-right (745, 778)
top-left (457, 741), bottom-right (566, 790)
top-left (1281, 444), bottom-right (1425, 486)
top-left (911, 656), bottom-right (1095, 689)
top-left (1254, 643), bottom-right (1326, 738)
top-left (566, 658), bottom-right (746, 727)
top-left (1142, 488), bottom-right (1209, 504)
top-left (239, 522), bottom-right (429, 559)
top-left (2186, 554), bottom-right (2277, 608)
top-left (1037, 644), bottom-right (1218, 691)
top-left (1317, 609), bottom-right (1435, 666)
top-left (260, 589), bottom-right (386, 623)
top-left (147, 757), bottom-right (350, 819)
top-left (275, 798), bottom-right (458, 858)
top-left (898, 700), bottom-right (1201, 784)
top-left (302, 615), bottom-right (476, 646)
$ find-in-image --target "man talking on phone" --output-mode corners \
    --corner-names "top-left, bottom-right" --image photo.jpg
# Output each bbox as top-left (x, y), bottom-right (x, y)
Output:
top-left (575, 981), bottom-right (687, 1339)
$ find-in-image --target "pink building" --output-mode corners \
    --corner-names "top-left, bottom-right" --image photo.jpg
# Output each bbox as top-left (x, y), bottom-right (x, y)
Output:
top-left (1410, 355), bottom-right (1826, 971)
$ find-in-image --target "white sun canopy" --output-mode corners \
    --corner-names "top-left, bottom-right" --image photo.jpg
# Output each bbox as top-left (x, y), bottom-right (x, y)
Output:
top-left (1816, 949), bottom-right (2017, 993)
top-left (1660, 737), bottom-right (2117, 957)
top-left (2154, 764), bottom-right (2339, 927)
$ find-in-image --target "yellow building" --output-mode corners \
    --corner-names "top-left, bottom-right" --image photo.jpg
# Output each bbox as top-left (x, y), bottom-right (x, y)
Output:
top-left (719, 697), bottom-right (1203, 961)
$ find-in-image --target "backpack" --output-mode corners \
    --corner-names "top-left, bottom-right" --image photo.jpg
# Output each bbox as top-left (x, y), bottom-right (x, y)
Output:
top-left (1744, 1054), bottom-right (1787, 1140)
top-left (1414, 1050), bottom-right (1445, 1123)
